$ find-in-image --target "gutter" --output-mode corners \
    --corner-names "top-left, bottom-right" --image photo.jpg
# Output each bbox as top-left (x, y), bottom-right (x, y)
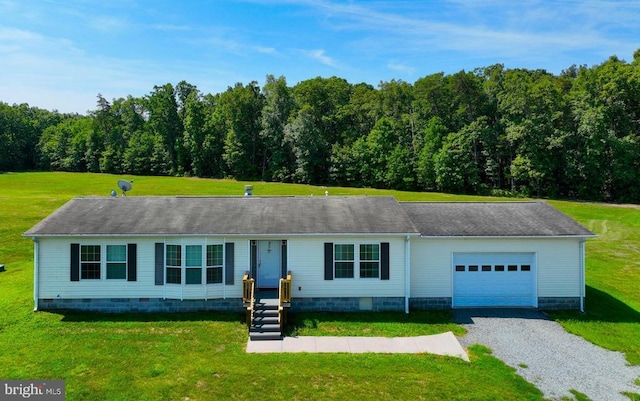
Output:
top-left (24, 232), bottom-right (423, 238)
top-left (33, 237), bottom-right (39, 311)
top-left (418, 234), bottom-right (597, 239)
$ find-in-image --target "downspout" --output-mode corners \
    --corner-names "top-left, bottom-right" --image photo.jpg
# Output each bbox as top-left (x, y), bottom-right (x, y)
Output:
top-left (405, 236), bottom-right (410, 314)
top-left (33, 237), bottom-right (39, 311)
top-left (579, 239), bottom-right (586, 313)
top-left (223, 237), bottom-right (227, 300)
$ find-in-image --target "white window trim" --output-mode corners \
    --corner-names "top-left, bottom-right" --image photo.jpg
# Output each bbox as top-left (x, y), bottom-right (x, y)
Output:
top-left (106, 244), bottom-right (128, 281)
top-left (79, 243), bottom-right (132, 281)
top-left (79, 244), bottom-right (101, 281)
top-left (165, 240), bottom-right (226, 286)
top-left (359, 243), bottom-right (381, 279)
top-left (205, 243), bottom-right (224, 284)
top-left (333, 242), bottom-right (382, 280)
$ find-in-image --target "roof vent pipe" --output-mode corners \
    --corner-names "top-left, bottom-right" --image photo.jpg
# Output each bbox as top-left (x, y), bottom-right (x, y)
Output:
top-left (244, 185), bottom-right (253, 197)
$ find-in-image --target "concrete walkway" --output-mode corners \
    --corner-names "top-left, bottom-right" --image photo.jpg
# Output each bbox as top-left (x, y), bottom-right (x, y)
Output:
top-left (246, 331), bottom-right (469, 361)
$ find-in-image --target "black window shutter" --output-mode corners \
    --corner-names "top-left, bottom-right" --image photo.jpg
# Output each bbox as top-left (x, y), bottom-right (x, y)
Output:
top-left (324, 242), bottom-right (333, 280)
top-left (70, 243), bottom-right (80, 281)
top-left (127, 243), bottom-right (137, 282)
top-left (154, 243), bottom-right (164, 285)
top-left (381, 242), bottom-right (390, 280)
top-left (281, 240), bottom-right (287, 278)
top-left (250, 241), bottom-right (257, 279)
top-left (225, 242), bottom-right (235, 285)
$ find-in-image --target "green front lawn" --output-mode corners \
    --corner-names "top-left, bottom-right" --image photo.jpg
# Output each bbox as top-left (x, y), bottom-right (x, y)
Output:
top-left (1, 172), bottom-right (639, 400)
top-left (549, 200), bottom-right (640, 365)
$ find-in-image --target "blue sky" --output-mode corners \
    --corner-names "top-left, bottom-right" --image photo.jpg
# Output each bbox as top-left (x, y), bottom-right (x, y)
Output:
top-left (1, 0), bottom-right (639, 114)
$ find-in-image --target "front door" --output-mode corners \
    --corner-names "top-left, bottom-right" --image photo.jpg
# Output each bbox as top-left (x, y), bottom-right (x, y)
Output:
top-left (258, 240), bottom-right (281, 288)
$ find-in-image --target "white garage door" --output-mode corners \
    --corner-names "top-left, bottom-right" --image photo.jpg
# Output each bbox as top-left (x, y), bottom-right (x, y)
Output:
top-left (452, 253), bottom-right (536, 307)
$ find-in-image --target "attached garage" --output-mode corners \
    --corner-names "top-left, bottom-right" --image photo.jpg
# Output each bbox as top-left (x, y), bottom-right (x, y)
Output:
top-left (452, 252), bottom-right (536, 307)
top-left (403, 202), bottom-right (596, 311)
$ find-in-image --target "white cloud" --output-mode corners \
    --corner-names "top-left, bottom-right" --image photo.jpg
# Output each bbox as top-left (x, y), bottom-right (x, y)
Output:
top-left (301, 49), bottom-right (338, 67)
top-left (0, 26), bottom-right (42, 43)
top-left (387, 63), bottom-right (415, 76)
top-left (255, 46), bottom-right (279, 56)
top-left (152, 23), bottom-right (192, 32)
top-left (281, 0), bottom-right (640, 69)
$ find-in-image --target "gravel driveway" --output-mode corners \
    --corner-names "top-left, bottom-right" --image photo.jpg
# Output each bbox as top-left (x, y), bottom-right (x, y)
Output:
top-left (455, 309), bottom-right (640, 401)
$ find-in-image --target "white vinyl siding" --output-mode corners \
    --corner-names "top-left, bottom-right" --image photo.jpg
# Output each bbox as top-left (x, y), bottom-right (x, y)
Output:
top-left (410, 237), bottom-right (583, 299)
top-left (36, 235), bottom-right (582, 304)
top-left (288, 236), bottom-right (406, 298)
top-left (35, 237), bottom-right (246, 301)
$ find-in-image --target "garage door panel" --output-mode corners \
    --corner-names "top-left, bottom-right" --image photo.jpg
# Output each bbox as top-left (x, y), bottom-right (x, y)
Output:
top-left (453, 253), bottom-right (535, 307)
top-left (454, 295), bottom-right (534, 307)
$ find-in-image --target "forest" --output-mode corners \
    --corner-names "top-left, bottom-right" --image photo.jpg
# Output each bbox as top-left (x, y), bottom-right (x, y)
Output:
top-left (1, 50), bottom-right (640, 203)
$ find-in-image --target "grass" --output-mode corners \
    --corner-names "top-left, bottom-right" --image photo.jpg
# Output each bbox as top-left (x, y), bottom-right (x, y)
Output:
top-left (566, 389), bottom-right (592, 401)
top-left (1, 171), bottom-right (639, 399)
top-left (548, 200), bottom-right (640, 365)
top-left (285, 310), bottom-right (464, 337)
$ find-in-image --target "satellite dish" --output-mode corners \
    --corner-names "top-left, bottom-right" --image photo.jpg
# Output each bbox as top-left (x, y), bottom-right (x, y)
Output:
top-left (117, 180), bottom-right (133, 196)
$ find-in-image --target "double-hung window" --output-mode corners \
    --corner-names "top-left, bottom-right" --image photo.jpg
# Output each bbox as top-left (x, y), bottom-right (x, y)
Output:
top-left (106, 245), bottom-right (127, 279)
top-left (334, 244), bottom-right (355, 278)
top-left (71, 243), bottom-right (135, 282)
top-left (165, 244), bottom-right (216, 285)
top-left (206, 244), bottom-right (223, 284)
top-left (185, 245), bottom-right (203, 284)
top-left (166, 245), bottom-right (182, 284)
top-left (359, 244), bottom-right (380, 278)
top-left (80, 245), bottom-right (101, 279)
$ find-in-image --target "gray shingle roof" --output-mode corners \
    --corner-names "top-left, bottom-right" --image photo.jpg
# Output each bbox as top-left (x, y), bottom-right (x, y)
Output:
top-left (24, 196), bottom-right (419, 236)
top-left (25, 197), bottom-right (594, 238)
top-left (401, 201), bottom-right (594, 237)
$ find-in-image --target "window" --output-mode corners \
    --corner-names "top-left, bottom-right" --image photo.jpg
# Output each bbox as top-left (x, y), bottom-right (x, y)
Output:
top-left (455, 265), bottom-right (465, 272)
top-left (521, 264), bottom-right (531, 272)
top-left (81, 245), bottom-right (101, 279)
top-left (468, 265), bottom-right (479, 272)
top-left (495, 265), bottom-right (505, 272)
top-left (106, 245), bottom-right (127, 279)
top-left (166, 245), bottom-right (182, 284)
top-left (359, 244), bottom-right (380, 278)
top-left (508, 265), bottom-right (518, 272)
top-left (481, 265), bottom-right (491, 272)
top-left (206, 244), bottom-right (223, 284)
top-left (334, 244), bottom-right (354, 278)
top-left (185, 245), bottom-right (202, 284)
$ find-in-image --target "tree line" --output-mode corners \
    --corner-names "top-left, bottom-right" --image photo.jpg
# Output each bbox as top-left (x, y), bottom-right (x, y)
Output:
top-left (2, 50), bottom-right (640, 203)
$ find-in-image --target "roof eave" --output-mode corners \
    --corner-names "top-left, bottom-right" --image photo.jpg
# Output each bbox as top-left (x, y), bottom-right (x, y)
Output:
top-left (417, 234), bottom-right (598, 239)
top-left (24, 232), bottom-right (422, 238)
